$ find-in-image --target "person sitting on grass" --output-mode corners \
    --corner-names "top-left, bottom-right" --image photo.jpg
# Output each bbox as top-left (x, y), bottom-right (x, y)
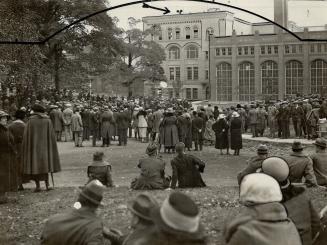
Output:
top-left (41, 180), bottom-right (123, 245)
top-left (237, 144), bottom-right (268, 185)
top-left (123, 193), bottom-right (159, 245)
top-left (170, 142), bottom-right (206, 189)
top-left (310, 138), bottom-right (327, 186)
top-left (131, 143), bottom-right (170, 190)
top-left (261, 156), bottom-right (321, 245)
top-left (224, 173), bottom-right (302, 245)
top-left (87, 152), bottom-right (113, 187)
top-left (314, 204), bottom-right (327, 245)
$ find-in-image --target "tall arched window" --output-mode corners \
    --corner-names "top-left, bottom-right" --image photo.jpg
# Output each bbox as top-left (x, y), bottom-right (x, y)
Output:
top-left (206, 27), bottom-right (214, 40)
top-left (186, 45), bottom-right (199, 59)
top-left (286, 60), bottom-right (303, 96)
top-left (261, 60), bottom-right (278, 100)
top-left (168, 46), bottom-right (180, 60)
top-left (238, 62), bottom-right (255, 101)
top-left (185, 27), bottom-right (191, 39)
top-left (216, 63), bottom-right (232, 101)
top-left (193, 26), bottom-right (199, 38)
top-left (175, 28), bottom-right (181, 39)
top-left (311, 59), bottom-right (327, 94)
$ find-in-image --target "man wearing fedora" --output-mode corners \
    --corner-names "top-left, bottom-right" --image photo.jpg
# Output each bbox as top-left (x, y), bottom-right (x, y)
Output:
top-left (87, 152), bottom-right (113, 187)
top-left (237, 144), bottom-right (268, 185)
top-left (310, 138), bottom-right (327, 186)
top-left (147, 192), bottom-right (207, 245)
top-left (123, 194), bottom-right (159, 245)
top-left (285, 141), bottom-right (317, 187)
top-left (41, 180), bottom-right (122, 245)
top-left (170, 142), bottom-right (206, 189)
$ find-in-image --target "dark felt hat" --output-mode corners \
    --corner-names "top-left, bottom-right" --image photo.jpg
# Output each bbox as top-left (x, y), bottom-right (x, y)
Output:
top-left (79, 180), bottom-right (105, 206)
top-left (151, 192), bottom-right (201, 235)
top-left (292, 141), bottom-right (303, 150)
top-left (314, 138), bottom-right (327, 149)
top-left (127, 193), bottom-right (158, 221)
top-left (32, 104), bottom-right (46, 113)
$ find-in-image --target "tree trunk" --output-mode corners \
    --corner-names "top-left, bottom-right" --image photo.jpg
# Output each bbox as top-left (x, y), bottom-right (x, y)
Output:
top-left (54, 49), bottom-right (60, 91)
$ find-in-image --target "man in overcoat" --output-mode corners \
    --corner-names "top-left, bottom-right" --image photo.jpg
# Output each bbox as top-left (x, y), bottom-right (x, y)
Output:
top-left (22, 104), bottom-right (61, 192)
top-left (170, 142), bottom-right (206, 189)
top-left (192, 111), bottom-right (205, 151)
top-left (100, 106), bottom-right (114, 147)
top-left (89, 107), bottom-right (100, 147)
top-left (116, 107), bottom-right (131, 146)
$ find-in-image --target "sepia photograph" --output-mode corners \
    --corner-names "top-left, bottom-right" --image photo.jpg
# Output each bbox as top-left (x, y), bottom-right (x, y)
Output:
top-left (0, 0), bottom-right (327, 244)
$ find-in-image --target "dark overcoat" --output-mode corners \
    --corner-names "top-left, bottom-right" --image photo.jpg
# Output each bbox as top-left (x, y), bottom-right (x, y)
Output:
top-left (0, 124), bottom-right (17, 193)
top-left (8, 120), bottom-right (26, 185)
top-left (230, 117), bottom-right (242, 150)
top-left (192, 117), bottom-right (205, 141)
top-left (22, 113), bottom-right (61, 176)
top-left (212, 119), bottom-right (229, 149)
top-left (160, 114), bottom-right (179, 148)
top-left (100, 110), bottom-right (114, 138)
top-left (170, 154), bottom-right (206, 188)
top-left (177, 116), bottom-right (192, 148)
top-left (115, 111), bottom-right (131, 129)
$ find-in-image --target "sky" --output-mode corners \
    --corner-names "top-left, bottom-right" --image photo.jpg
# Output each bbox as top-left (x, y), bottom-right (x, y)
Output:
top-left (105, 0), bottom-right (327, 30)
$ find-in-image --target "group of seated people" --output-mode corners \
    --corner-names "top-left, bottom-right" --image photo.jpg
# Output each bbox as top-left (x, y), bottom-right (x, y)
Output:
top-left (40, 140), bottom-right (327, 244)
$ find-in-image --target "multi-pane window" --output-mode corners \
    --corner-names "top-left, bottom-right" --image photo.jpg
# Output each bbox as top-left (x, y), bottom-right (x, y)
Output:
top-left (221, 48), bottom-right (226, 56)
top-left (310, 44), bottom-right (315, 53)
top-left (205, 70), bottom-right (209, 80)
top-left (238, 47), bottom-right (242, 55)
top-left (310, 59), bottom-right (327, 94)
top-left (186, 66), bottom-right (199, 80)
top-left (185, 27), bottom-right (191, 39)
top-left (261, 46), bottom-right (265, 54)
top-left (175, 28), bottom-right (180, 39)
top-left (324, 44), bottom-right (327, 52)
top-left (228, 47), bottom-right (232, 55)
top-left (286, 60), bottom-right (303, 96)
top-left (250, 47), bottom-right (255, 55)
top-left (192, 88), bottom-right (198, 99)
top-left (274, 45), bottom-right (278, 54)
top-left (186, 45), bottom-right (199, 59)
top-left (168, 28), bottom-right (173, 40)
top-left (216, 47), bottom-right (232, 56)
top-left (298, 45), bottom-right (303, 53)
top-left (261, 60), bottom-right (279, 100)
top-left (169, 67), bottom-right (180, 81)
top-left (186, 88), bottom-right (192, 99)
top-left (205, 51), bottom-right (209, 60)
top-left (267, 46), bottom-right (272, 54)
top-left (193, 26), bottom-right (199, 38)
top-left (244, 47), bottom-right (248, 55)
top-left (238, 62), bottom-right (255, 101)
top-left (216, 63), bottom-right (232, 101)
top-left (168, 46), bottom-right (180, 60)
top-left (216, 48), bottom-right (220, 56)
top-left (285, 45), bottom-right (290, 54)
top-left (317, 44), bottom-right (322, 53)
top-left (291, 45), bottom-right (296, 53)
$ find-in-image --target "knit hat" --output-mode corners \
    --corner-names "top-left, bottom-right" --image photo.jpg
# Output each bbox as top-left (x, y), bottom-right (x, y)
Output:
top-left (240, 173), bottom-right (282, 205)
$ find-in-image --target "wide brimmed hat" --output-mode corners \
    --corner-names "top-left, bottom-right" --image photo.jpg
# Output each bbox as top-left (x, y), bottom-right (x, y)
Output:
top-left (79, 180), bottom-right (105, 206)
top-left (257, 144), bottom-right (268, 154)
top-left (292, 141), bottom-right (303, 150)
top-left (261, 157), bottom-right (290, 188)
top-left (167, 108), bottom-right (174, 113)
top-left (146, 143), bottom-right (158, 156)
top-left (314, 138), bottom-right (327, 149)
top-left (232, 112), bottom-right (240, 118)
top-left (89, 152), bottom-right (109, 166)
top-left (151, 192), bottom-right (201, 234)
top-left (0, 110), bottom-right (9, 119)
top-left (240, 173), bottom-right (282, 205)
top-left (127, 193), bottom-right (159, 221)
top-left (218, 114), bottom-right (226, 120)
top-left (32, 104), bottom-right (46, 113)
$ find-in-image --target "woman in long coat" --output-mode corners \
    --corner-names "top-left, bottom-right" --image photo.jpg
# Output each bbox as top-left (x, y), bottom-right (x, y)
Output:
top-left (230, 112), bottom-right (243, 155)
top-left (212, 114), bottom-right (230, 155)
top-left (160, 108), bottom-right (179, 153)
top-left (137, 108), bottom-right (148, 143)
top-left (0, 110), bottom-right (17, 204)
top-left (204, 115), bottom-right (215, 146)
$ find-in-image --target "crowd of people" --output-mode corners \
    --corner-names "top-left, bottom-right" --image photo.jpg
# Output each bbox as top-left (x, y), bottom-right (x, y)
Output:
top-left (1, 89), bottom-right (327, 244)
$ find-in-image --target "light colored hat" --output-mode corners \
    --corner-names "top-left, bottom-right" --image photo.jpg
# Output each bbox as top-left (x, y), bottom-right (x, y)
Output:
top-left (218, 114), bottom-right (226, 120)
top-left (167, 108), bottom-right (174, 113)
top-left (0, 110), bottom-right (9, 118)
top-left (314, 138), bottom-right (327, 149)
top-left (240, 173), bottom-right (282, 205)
top-left (261, 157), bottom-right (289, 183)
top-left (65, 103), bottom-right (72, 107)
top-left (232, 112), bottom-right (240, 118)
